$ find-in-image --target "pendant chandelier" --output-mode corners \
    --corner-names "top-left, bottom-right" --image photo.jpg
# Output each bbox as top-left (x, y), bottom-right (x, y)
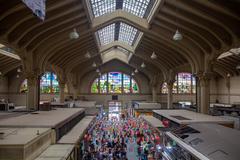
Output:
top-left (173, 0), bottom-right (183, 41)
top-left (151, 52), bottom-right (157, 59)
top-left (69, 28), bottom-right (79, 39)
top-left (141, 62), bottom-right (146, 68)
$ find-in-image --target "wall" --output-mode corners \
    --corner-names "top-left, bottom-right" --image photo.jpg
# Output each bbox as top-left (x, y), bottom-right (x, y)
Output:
top-left (0, 76), bottom-right (8, 100)
top-left (214, 76), bottom-right (240, 104)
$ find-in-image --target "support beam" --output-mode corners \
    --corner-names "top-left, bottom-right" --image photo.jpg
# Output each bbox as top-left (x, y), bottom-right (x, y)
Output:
top-left (26, 72), bottom-right (39, 110)
top-left (152, 86), bottom-right (157, 102)
top-left (59, 82), bottom-right (65, 103)
top-left (167, 82), bottom-right (173, 109)
top-left (198, 73), bottom-right (211, 114)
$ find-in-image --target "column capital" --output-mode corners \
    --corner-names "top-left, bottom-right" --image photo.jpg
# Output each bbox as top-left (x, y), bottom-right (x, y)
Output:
top-left (196, 72), bottom-right (213, 87)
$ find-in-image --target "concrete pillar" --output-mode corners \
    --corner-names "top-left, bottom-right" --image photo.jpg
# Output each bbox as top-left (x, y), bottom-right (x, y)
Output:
top-left (196, 78), bottom-right (201, 112)
top-left (199, 75), bottom-right (210, 114)
top-left (152, 86), bottom-right (157, 102)
top-left (26, 73), bottom-right (39, 110)
top-left (167, 82), bottom-right (173, 109)
top-left (226, 76), bottom-right (231, 104)
top-left (59, 82), bottom-right (65, 103)
top-left (72, 85), bottom-right (78, 100)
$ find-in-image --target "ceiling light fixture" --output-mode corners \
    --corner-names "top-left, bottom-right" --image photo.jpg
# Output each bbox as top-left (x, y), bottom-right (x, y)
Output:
top-left (92, 62), bottom-right (97, 67)
top-left (69, 28), bottom-right (79, 39)
top-left (98, 72), bottom-right (101, 76)
top-left (16, 74), bottom-right (19, 78)
top-left (85, 52), bottom-right (91, 58)
top-left (0, 71), bottom-right (2, 76)
top-left (151, 52), bottom-right (157, 59)
top-left (173, 0), bottom-right (183, 41)
top-left (141, 62), bottom-right (146, 68)
top-left (17, 68), bottom-right (21, 73)
top-left (131, 72), bottom-right (135, 76)
top-left (96, 68), bottom-right (100, 73)
top-left (173, 29), bottom-right (183, 41)
top-left (134, 69), bottom-right (138, 73)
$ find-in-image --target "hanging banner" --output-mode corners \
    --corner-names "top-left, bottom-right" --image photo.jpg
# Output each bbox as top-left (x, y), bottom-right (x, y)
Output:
top-left (22, 0), bottom-right (46, 20)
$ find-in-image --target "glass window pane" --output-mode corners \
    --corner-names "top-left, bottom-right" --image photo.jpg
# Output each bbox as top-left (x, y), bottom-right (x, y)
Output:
top-left (192, 76), bottom-right (196, 94)
top-left (131, 79), bottom-right (139, 93)
top-left (40, 72), bottom-right (52, 94)
top-left (97, 23), bottom-right (115, 45)
top-left (108, 72), bottom-right (122, 93)
top-left (20, 79), bottom-right (28, 93)
top-left (51, 73), bottom-right (59, 93)
top-left (123, 0), bottom-right (151, 18)
top-left (123, 74), bottom-right (131, 93)
top-left (100, 74), bottom-right (108, 93)
top-left (90, 0), bottom-right (116, 17)
top-left (118, 22), bottom-right (138, 46)
top-left (91, 79), bottom-right (99, 93)
top-left (177, 73), bottom-right (192, 94)
top-left (161, 82), bottom-right (168, 94)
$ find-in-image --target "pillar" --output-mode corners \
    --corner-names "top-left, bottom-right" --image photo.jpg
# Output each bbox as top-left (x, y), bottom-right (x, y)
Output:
top-left (152, 86), bottom-right (157, 102)
top-left (226, 76), bottom-right (230, 104)
top-left (26, 73), bottom-right (39, 111)
top-left (199, 74), bottom-right (210, 114)
top-left (167, 82), bottom-right (173, 109)
top-left (196, 77), bottom-right (201, 112)
top-left (72, 85), bottom-right (78, 100)
top-left (59, 82), bottom-right (65, 103)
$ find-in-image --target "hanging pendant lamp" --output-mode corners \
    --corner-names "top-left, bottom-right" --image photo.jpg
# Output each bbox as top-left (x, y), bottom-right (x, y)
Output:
top-left (141, 62), bottom-right (146, 68)
top-left (173, 29), bottom-right (183, 41)
top-left (69, 28), bottom-right (79, 39)
top-left (92, 62), bottom-right (97, 67)
top-left (151, 52), bottom-right (157, 59)
top-left (134, 69), bottom-right (138, 73)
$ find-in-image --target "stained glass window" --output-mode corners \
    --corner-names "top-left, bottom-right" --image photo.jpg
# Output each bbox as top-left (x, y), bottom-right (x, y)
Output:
top-left (91, 79), bottom-right (99, 93)
top-left (100, 74), bottom-right (108, 93)
top-left (90, 72), bottom-right (139, 94)
top-left (131, 79), bottom-right (139, 93)
top-left (123, 74), bottom-right (131, 93)
top-left (177, 73), bottom-right (192, 94)
top-left (108, 72), bottom-right (122, 93)
top-left (161, 82), bottom-right (168, 94)
top-left (40, 72), bottom-right (59, 94)
top-left (161, 73), bottom-right (196, 94)
top-left (20, 79), bottom-right (28, 93)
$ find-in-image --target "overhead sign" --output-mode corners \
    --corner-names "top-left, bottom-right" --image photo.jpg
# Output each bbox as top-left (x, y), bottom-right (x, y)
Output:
top-left (22, 0), bottom-right (46, 20)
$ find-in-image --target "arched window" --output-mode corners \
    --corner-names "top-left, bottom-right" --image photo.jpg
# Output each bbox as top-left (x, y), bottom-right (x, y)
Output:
top-left (90, 72), bottom-right (139, 94)
top-left (20, 79), bottom-right (28, 93)
top-left (161, 73), bottom-right (196, 94)
top-left (40, 72), bottom-right (59, 94)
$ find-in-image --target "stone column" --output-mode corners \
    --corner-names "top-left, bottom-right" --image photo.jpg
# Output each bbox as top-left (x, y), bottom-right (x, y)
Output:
top-left (167, 82), bottom-right (173, 109)
top-left (72, 85), bottom-right (78, 100)
top-left (59, 82), bottom-right (65, 103)
top-left (226, 76), bottom-right (231, 104)
top-left (152, 86), bottom-right (157, 102)
top-left (199, 74), bottom-right (211, 114)
top-left (26, 73), bottom-right (39, 111)
top-left (196, 77), bottom-right (201, 112)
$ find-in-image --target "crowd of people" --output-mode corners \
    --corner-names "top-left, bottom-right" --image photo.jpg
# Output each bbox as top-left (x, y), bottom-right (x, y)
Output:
top-left (81, 113), bottom-right (161, 160)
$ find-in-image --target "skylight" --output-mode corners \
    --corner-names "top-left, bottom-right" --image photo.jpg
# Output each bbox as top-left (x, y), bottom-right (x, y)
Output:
top-left (118, 22), bottom-right (138, 45)
top-left (90, 0), bottom-right (116, 17)
top-left (90, 0), bottom-right (153, 18)
top-left (96, 22), bottom-right (139, 46)
top-left (97, 23), bottom-right (115, 45)
top-left (123, 0), bottom-right (151, 18)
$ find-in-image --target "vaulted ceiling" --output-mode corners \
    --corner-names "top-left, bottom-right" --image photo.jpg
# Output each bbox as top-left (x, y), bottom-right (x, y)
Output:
top-left (0, 0), bottom-right (240, 81)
